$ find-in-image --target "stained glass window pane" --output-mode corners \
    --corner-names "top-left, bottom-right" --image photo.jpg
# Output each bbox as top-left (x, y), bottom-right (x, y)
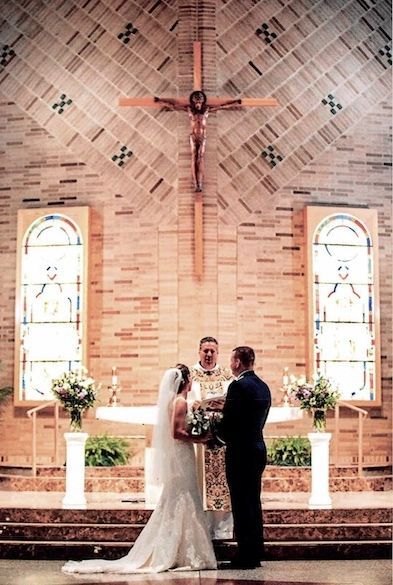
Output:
top-left (19, 213), bottom-right (84, 401)
top-left (312, 213), bottom-right (376, 402)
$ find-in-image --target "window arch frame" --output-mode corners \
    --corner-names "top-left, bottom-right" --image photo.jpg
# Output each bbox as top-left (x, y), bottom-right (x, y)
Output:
top-left (305, 206), bottom-right (381, 406)
top-left (14, 207), bottom-right (90, 406)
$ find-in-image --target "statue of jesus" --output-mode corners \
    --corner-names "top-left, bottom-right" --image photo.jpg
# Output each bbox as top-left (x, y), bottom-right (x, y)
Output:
top-left (154, 91), bottom-right (241, 192)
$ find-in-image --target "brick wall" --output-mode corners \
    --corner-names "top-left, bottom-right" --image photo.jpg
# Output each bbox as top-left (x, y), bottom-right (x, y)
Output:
top-left (0, 0), bottom-right (391, 465)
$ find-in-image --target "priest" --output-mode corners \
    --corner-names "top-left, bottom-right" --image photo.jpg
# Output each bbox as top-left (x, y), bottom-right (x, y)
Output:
top-left (189, 336), bottom-right (233, 538)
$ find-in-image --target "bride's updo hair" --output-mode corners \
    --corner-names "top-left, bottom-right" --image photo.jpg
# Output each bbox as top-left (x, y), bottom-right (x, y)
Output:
top-left (175, 363), bottom-right (190, 393)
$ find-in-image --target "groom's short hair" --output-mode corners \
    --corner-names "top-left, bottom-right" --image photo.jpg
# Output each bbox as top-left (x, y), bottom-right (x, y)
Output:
top-left (233, 346), bottom-right (255, 368)
top-left (199, 336), bottom-right (218, 348)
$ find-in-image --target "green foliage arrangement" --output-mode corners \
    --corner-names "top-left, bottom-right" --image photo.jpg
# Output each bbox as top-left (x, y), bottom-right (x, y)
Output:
top-left (84, 434), bottom-right (131, 467)
top-left (0, 386), bottom-right (12, 411)
top-left (267, 436), bottom-right (311, 467)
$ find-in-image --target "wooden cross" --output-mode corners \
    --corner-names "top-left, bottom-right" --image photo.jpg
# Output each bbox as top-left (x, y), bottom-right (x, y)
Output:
top-left (119, 42), bottom-right (278, 277)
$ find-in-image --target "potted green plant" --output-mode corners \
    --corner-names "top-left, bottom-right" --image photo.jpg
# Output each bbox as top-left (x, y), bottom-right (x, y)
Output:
top-left (267, 436), bottom-right (311, 466)
top-left (0, 386), bottom-right (12, 411)
top-left (84, 434), bottom-right (131, 467)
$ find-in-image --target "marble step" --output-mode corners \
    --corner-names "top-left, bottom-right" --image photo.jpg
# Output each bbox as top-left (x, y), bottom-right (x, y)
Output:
top-left (1, 464), bottom-right (389, 478)
top-left (262, 475), bottom-right (392, 492)
top-left (0, 505), bottom-right (390, 561)
top-left (0, 475), bottom-right (144, 492)
top-left (0, 472), bottom-right (390, 492)
top-left (0, 507), bottom-right (391, 524)
top-left (1, 522), bottom-right (391, 543)
top-left (0, 539), bottom-right (390, 561)
top-left (35, 466), bottom-right (144, 477)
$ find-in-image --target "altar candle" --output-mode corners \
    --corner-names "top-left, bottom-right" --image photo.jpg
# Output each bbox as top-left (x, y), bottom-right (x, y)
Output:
top-left (283, 367), bottom-right (289, 387)
top-left (111, 367), bottom-right (118, 386)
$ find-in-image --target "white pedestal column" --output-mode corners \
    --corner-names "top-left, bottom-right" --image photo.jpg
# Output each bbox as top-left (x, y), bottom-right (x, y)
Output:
top-left (308, 432), bottom-right (332, 509)
top-left (62, 432), bottom-right (88, 509)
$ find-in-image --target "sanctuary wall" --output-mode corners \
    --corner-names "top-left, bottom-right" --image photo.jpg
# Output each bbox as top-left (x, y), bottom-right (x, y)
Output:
top-left (0, 0), bottom-right (391, 467)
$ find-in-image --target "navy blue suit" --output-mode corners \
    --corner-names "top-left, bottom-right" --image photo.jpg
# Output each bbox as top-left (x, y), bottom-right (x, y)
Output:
top-left (220, 370), bottom-right (271, 564)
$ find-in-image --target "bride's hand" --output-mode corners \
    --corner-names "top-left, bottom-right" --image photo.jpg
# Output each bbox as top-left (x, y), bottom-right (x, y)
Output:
top-left (206, 399), bottom-right (224, 411)
top-left (189, 431), bottom-right (212, 444)
top-left (200, 432), bottom-right (213, 443)
top-left (192, 400), bottom-right (202, 411)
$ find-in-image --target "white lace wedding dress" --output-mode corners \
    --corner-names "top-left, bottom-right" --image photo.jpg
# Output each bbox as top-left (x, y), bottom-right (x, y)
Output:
top-left (62, 369), bottom-right (217, 574)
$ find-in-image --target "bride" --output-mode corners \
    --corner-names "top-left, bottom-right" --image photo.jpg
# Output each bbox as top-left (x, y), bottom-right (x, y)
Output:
top-left (62, 364), bottom-right (217, 574)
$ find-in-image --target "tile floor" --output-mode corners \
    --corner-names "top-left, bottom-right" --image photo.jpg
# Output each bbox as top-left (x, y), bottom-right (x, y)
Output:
top-left (1, 490), bottom-right (392, 510)
top-left (0, 559), bottom-right (391, 585)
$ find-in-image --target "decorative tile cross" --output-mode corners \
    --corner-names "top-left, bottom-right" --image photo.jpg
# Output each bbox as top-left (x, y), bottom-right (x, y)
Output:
top-left (256, 23), bottom-right (278, 44)
top-left (261, 145), bottom-right (284, 167)
top-left (1, 45), bottom-right (15, 67)
top-left (378, 44), bottom-right (392, 67)
top-left (112, 146), bottom-right (133, 167)
top-left (322, 94), bottom-right (343, 115)
top-left (118, 23), bottom-right (138, 44)
top-left (52, 94), bottom-right (73, 114)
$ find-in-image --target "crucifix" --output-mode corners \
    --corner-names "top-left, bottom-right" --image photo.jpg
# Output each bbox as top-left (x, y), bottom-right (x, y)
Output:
top-left (119, 42), bottom-right (278, 277)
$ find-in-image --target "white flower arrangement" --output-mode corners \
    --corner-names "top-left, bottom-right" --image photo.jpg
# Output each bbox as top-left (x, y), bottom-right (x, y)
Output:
top-left (284, 372), bottom-right (340, 431)
top-left (52, 367), bottom-right (98, 431)
top-left (186, 408), bottom-right (224, 445)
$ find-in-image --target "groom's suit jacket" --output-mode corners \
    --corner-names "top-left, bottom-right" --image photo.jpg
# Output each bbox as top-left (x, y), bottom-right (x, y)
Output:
top-left (219, 369), bottom-right (272, 562)
top-left (220, 370), bottom-right (271, 450)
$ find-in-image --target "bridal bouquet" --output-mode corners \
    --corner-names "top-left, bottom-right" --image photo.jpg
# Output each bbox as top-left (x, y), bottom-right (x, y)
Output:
top-left (186, 408), bottom-right (224, 446)
top-left (52, 367), bottom-right (98, 431)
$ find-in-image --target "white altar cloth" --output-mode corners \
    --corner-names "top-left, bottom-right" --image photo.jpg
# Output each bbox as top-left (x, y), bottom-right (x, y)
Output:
top-left (96, 405), bottom-right (303, 426)
top-left (96, 405), bottom-right (303, 508)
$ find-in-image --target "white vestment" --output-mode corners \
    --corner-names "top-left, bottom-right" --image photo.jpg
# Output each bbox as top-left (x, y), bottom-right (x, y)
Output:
top-left (190, 362), bottom-right (234, 539)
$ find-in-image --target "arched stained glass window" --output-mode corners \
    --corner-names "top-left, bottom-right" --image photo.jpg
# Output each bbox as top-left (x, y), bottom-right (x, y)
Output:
top-left (306, 207), bottom-right (380, 405)
top-left (15, 207), bottom-right (90, 404)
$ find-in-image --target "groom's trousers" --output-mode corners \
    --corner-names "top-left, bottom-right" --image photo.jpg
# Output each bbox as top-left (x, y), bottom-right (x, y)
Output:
top-left (225, 442), bottom-right (267, 563)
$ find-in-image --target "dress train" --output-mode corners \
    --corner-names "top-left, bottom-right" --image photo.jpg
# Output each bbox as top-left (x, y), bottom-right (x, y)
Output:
top-left (62, 441), bottom-right (217, 574)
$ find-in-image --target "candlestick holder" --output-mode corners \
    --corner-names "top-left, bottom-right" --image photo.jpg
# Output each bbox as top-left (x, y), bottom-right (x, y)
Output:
top-left (282, 392), bottom-right (290, 407)
top-left (281, 367), bottom-right (290, 406)
top-left (108, 382), bottom-right (121, 407)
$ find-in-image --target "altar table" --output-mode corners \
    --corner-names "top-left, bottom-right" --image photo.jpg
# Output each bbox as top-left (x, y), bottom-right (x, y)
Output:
top-left (96, 405), bottom-right (303, 426)
top-left (96, 405), bottom-right (303, 506)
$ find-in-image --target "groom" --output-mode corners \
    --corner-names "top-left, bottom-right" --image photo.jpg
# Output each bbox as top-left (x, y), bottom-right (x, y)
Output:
top-left (219, 346), bottom-right (271, 569)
